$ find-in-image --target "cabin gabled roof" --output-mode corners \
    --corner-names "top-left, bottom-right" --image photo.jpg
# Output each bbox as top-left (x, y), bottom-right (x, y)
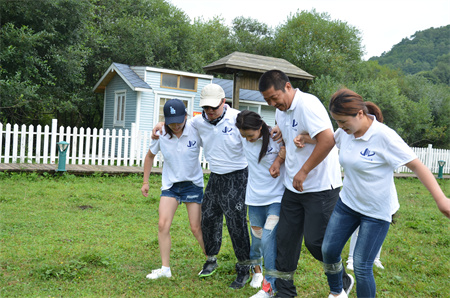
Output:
top-left (93, 62), bottom-right (152, 93)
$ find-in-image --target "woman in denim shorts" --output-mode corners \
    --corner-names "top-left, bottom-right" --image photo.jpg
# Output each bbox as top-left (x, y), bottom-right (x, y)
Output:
top-left (141, 99), bottom-right (205, 280)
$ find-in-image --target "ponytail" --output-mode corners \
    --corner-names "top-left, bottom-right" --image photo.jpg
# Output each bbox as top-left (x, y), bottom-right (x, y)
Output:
top-left (329, 89), bottom-right (384, 123)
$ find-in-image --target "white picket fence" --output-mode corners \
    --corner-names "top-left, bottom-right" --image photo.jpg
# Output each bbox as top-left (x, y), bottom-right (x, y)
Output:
top-left (0, 119), bottom-right (209, 169)
top-left (0, 120), bottom-right (449, 174)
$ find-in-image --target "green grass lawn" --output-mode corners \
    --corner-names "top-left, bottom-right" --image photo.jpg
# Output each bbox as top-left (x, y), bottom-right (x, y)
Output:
top-left (0, 172), bottom-right (448, 297)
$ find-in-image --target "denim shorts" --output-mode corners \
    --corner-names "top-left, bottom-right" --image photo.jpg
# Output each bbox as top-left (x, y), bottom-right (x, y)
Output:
top-left (161, 181), bottom-right (203, 204)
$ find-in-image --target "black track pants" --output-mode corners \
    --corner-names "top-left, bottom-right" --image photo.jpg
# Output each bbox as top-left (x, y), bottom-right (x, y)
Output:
top-left (201, 168), bottom-right (250, 262)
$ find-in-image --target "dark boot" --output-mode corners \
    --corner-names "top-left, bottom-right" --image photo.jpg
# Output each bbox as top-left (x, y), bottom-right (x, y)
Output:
top-left (229, 263), bottom-right (250, 289)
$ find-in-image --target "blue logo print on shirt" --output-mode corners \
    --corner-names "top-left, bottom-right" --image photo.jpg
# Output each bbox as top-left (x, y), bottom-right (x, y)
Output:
top-left (360, 148), bottom-right (375, 157)
top-left (291, 119), bottom-right (298, 132)
top-left (222, 126), bottom-right (233, 134)
top-left (266, 146), bottom-right (277, 155)
top-left (187, 140), bottom-right (197, 148)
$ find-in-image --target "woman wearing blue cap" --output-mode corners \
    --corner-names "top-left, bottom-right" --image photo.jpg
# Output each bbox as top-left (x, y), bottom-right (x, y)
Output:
top-left (141, 99), bottom-right (205, 280)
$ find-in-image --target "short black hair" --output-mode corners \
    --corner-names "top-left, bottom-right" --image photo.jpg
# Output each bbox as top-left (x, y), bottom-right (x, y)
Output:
top-left (258, 70), bottom-right (290, 92)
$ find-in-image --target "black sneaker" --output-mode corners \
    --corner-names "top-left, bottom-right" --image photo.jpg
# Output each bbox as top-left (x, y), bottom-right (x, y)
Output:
top-left (198, 259), bottom-right (218, 277)
top-left (343, 271), bottom-right (354, 295)
top-left (229, 271), bottom-right (250, 289)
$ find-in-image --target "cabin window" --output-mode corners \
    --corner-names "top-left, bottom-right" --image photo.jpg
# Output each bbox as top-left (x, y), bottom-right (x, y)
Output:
top-left (239, 104), bottom-right (260, 114)
top-left (159, 97), bottom-right (189, 123)
top-left (161, 73), bottom-right (197, 91)
top-left (114, 90), bottom-right (126, 126)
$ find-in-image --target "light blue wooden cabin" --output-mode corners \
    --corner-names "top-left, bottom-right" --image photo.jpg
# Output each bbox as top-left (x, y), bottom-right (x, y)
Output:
top-left (93, 62), bottom-right (213, 132)
top-left (92, 62), bottom-right (280, 133)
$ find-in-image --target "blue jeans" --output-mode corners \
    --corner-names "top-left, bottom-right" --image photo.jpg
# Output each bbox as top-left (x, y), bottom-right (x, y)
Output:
top-left (248, 203), bottom-right (281, 292)
top-left (322, 198), bottom-right (390, 297)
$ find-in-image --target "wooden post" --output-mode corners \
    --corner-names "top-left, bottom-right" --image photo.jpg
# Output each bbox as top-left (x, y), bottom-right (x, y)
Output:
top-left (233, 73), bottom-right (240, 109)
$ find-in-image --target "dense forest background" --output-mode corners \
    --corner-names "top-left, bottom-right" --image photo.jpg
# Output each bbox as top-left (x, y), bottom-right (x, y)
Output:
top-left (1, 0), bottom-right (449, 148)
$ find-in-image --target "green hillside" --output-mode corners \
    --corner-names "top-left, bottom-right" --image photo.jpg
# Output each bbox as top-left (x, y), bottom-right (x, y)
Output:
top-left (370, 25), bottom-right (450, 85)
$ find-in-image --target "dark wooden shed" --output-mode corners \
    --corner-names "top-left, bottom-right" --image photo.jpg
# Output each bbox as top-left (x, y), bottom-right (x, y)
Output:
top-left (203, 51), bottom-right (314, 108)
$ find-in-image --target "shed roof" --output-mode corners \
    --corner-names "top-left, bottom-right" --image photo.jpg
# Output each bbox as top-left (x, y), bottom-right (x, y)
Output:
top-left (93, 62), bottom-right (152, 93)
top-left (203, 51), bottom-right (314, 80)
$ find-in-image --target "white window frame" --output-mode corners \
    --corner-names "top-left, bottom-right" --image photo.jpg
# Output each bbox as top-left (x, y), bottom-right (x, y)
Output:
top-left (114, 90), bottom-right (126, 127)
top-left (238, 103), bottom-right (261, 114)
top-left (160, 73), bottom-right (198, 91)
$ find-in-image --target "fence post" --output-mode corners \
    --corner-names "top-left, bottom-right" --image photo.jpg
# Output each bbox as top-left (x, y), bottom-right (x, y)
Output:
top-left (130, 123), bottom-right (137, 166)
top-left (425, 144), bottom-right (433, 171)
top-left (12, 124), bottom-right (19, 163)
top-left (27, 125), bottom-right (34, 163)
top-left (50, 119), bottom-right (58, 164)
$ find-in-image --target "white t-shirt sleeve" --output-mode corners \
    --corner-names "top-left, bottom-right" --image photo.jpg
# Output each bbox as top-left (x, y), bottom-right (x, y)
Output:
top-left (191, 114), bottom-right (202, 129)
top-left (381, 128), bottom-right (417, 169)
top-left (334, 128), bottom-right (343, 149)
top-left (149, 133), bottom-right (161, 155)
top-left (300, 95), bottom-right (333, 138)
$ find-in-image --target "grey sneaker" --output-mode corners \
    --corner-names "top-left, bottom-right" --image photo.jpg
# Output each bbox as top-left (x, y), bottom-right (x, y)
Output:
top-left (198, 259), bottom-right (218, 277)
top-left (229, 271), bottom-right (250, 289)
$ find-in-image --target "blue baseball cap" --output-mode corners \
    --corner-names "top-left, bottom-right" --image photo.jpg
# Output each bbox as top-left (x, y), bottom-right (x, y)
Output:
top-left (163, 99), bottom-right (187, 125)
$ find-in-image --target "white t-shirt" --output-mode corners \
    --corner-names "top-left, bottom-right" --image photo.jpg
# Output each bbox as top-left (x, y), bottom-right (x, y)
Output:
top-left (150, 120), bottom-right (204, 190)
top-left (276, 89), bottom-right (342, 193)
top-left (242, 134), bottom-right (285, 206)
top-left (191, 107), bottom-right (247, 174)
top-left (335, 117), bottom-right (417, 222)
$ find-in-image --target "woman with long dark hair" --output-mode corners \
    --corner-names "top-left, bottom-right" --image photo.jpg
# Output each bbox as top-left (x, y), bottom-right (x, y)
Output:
top-left (235, 110), bottom-right (286, 298)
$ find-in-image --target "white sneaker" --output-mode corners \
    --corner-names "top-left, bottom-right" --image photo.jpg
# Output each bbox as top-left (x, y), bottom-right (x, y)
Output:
top-left (374, 258), bottom-right (385, 269)
top-left (146, 268), bottom-right (172, 279)
top-left (250, 289), bottom-right (272, 298)
top-left (250, 273), bottom-right (264, 288)
top-left (346, 258), bottom-right (354, 271)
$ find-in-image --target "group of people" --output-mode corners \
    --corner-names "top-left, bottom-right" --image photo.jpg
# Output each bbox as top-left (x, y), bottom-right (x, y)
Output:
top-left (141, 70), bottom-right (450, 298)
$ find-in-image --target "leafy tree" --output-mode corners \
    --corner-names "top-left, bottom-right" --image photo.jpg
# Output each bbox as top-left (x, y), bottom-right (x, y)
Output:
top-left (273, 9), bottom-right (363, 81)
top-left (397, 74), bottom-right (450, 148)
top-left (1, 0), bottom-right (194, 127)
top-left (431, 53), bottom-right (450, 85)
top-left (187, 16), bottom-right (234, 74)
top-left (1, 0), bottom-right (95, 126)
top-left (311, 61), bottom-right (448, 147)
top-left (229, 16), bottom-right (274, 56)
top-left (0, 23), bottom-right (56, 124)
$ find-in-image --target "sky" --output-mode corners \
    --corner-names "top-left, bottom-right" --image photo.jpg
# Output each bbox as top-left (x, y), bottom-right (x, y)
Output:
top-left (168, 0), bottom-right (450, 60)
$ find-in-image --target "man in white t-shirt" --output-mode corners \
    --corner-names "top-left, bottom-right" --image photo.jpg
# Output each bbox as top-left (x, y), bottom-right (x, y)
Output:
top-left (193, 84), bottom-right (251, 289)
top-left (258, 70), bottom-right (353, 297)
